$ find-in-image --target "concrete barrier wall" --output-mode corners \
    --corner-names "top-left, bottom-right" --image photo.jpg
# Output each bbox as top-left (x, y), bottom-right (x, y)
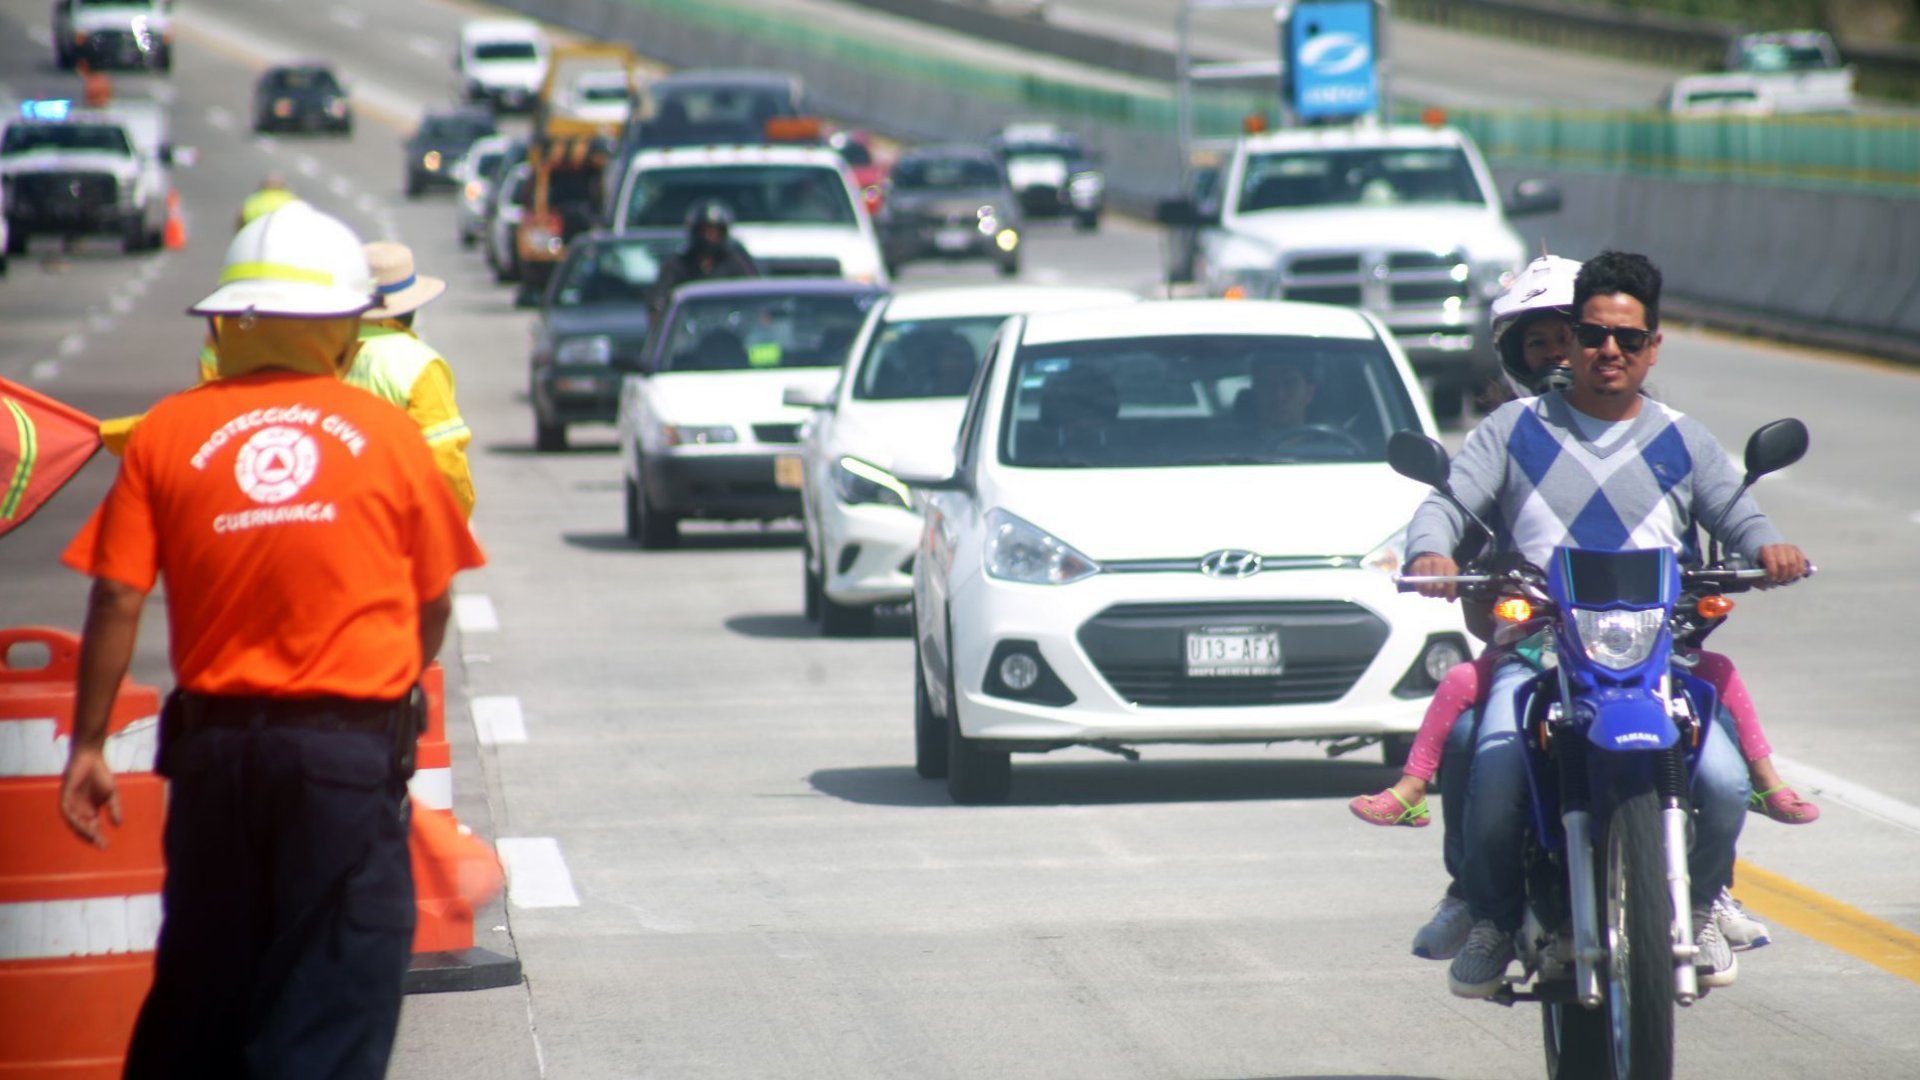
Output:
top-left (503, 0), bottom-right (1920, 360)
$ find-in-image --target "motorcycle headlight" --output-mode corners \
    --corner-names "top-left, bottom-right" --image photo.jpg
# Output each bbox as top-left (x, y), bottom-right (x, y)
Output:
top-left (555, 336), bottom-right (611, 365)
top-left (1361, 529), bottom-right (1406, 576)
top-left (662, 424), bottom-right (737, 446)
top-left (984, 508), bottom-right (1099, 585)
top-left (1572, 608), bottom-right (1664, 670)
top-left (832, 456), bottom-right (910, 510)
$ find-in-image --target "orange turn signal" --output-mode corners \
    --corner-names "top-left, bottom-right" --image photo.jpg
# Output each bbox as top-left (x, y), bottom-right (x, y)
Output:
top-left (1696, 596), bottom-right (1735, 619)
top-left (1493, 597), bottom-right (1533, 623)
top-left (1222, 285), bottom-right (1248, 301)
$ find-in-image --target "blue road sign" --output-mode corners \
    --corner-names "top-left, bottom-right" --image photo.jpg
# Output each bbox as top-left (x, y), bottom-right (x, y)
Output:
top-left (1286, 1), bottom-right (1378, 121)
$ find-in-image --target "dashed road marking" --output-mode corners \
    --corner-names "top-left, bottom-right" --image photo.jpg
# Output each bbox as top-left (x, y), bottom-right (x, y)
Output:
top-left (1771, 754), bottom-right (1920, 835)
top-left (453, 593), bottom-right (499, 633)
top-left (29, 361), bottom-right (60, 382)
top-left (293, 155), bottom-right (321, 179)
top-left (27, 26), bottom-right (51, 48)
top-left (57, 335), bottom-right (84, 357)
top-left (497, 838), bottom-right (581, 908)
top-left (471, 695), bottom-right (528, 745)
top-left (329, 8), bottom-right (367, 30)
top-left (88, 313), bottom-right (115, 333)
top-left (205, 106), bottom-right (234, 132)
top-left (328, 175), bottom-right (354, 198)
top-left (355, 193), bottom-right (379, 214)
top-left (407, 35), bottom-right (446, 61)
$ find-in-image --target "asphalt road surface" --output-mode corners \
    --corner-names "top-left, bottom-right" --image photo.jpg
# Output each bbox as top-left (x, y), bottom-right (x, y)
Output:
top-left (2, 0), bottom-right (1917, 1077)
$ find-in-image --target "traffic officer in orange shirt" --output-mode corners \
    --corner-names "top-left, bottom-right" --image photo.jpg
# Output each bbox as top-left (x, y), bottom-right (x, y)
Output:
top-left (57, 202), bottom-right (485, 1079)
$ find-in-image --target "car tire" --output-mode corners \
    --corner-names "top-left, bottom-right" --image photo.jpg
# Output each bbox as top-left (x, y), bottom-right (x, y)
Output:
top-left (944, 611), bottom-right (1011, 804)
top-left (405, 175), bottom-right (424, 199)
top-left (534, 414), bottom-right (567, 453)
top-left (996, 255), bottom-right (1020, 279)
top-left (913, 629), bottom-right (948, 779)
top-left (623, 475), bottom-right (644, 541)
top-left (5, 225), bottom-right (24, 257)
top-left (156, 47), bottom-right (172, 73)
top-left (121, 221), bottom-right (144, 255)
top-left (629, 463), bottom-right (680, 550)
top-left (1383, 734), bottom-right (1415, 770)
top-left (1075, 210), bottom-right (1100, 232)
top-left (492, 250), bottom-right (516, 284)
top-left (801, 541), bottom-right (822, 622)
top-left (819, 591), bottom-right (874, 638)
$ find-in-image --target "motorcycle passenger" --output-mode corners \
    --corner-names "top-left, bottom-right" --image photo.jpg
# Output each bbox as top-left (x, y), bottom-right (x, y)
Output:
top-left (1402, 251), bottom-right (1811, 998)
top-left (648, 199), bottom-right (759, 319)
top-left (1354, 257), bottom-right (1818, 961)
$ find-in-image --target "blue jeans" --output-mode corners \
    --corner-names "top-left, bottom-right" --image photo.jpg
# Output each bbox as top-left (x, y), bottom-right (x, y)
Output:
top-left (1460, 658), bottom-right (1750, 930)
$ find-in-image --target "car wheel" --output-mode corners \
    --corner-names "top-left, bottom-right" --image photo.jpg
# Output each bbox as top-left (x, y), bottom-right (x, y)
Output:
top-left (801, 540), bottom-right (822, 622)
top-left (996, 255), bottom-right (1020, 279)
top-left (913, 629), bottom-right (948, 779)
top-left (944, 611), bottom-right (1011, 804)
top-left (819, 591), bottom-right (874, 638)
top-left (121, 220), bottom-right (144, 255)
top-left (156, 47), bottom-right (172, 73)
top-left (492, 249), bottom-right (515, 284)
top-left (459, 228), bottom-right (476, 249)
top-left (405, 175), bottom-right (424, 199)
top-left (630, 463), bottom-right (680, 550)
top-left (1383, 734), bottom-right (1415, 770)
top-left (5, 225), bottom-right (25, 256)
top-left (1075, 210), bottom-right (1100, 232)
top-left (534, 414), bottom-right (567, 453)
top-left (623, 475), bottom-right (644, 541)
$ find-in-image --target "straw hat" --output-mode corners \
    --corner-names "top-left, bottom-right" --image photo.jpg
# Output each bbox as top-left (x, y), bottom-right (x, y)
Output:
top-left (364, 241), bottom-right (446, 317)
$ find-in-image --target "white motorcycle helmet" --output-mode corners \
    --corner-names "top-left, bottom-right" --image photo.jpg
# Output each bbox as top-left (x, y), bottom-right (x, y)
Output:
top-left (1490, 254), bottom-right (1582, 397)
top-left (189, 202), bottom-right (376, 319)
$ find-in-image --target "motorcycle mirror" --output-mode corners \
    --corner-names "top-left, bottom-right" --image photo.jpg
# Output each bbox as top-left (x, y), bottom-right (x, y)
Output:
top-left (1387, 430), bottom-right (1452, 490)
top-left (1741, 418), bottom-right (1808, 483)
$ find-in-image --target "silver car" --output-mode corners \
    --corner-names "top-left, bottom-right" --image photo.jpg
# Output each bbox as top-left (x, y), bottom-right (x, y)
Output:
top-left (456, 134), bottom-right (515, 248)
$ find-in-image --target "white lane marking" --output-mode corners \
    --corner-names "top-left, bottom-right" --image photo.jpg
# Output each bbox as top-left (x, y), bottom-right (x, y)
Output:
top-left (205, 106), bottom-right (235, 132)
top-left (27, 26), bottom-right (52, 48)
top-left (293, 155), bottom-right (321, 179)
top-left (329, 8), bottom-right (367, 30)
top-left (355, 193), bottom-right (379, 214)
top-left (256, 134), bottom-right (278, 152)
top-left (110, 294), bottom-right (135, 315)
top-left (28, 360), bottom-right (60, 382)
top-left (328, 175), bottom-right (354, 198)
top-left (1908, 511), bottom-right (1920, 524)
top-left (57, 335), bottom-right (85, 357)
top-left (407, 35), bottom-right (446, 60)
top-left (1771, 754), bottom-right (1920, 835)
top-left (471, 695), bottom-right (528, 745)
top-left (147, 84), bottom-right (177, 106)
top-left (452, 593), bottom-right (499, 633)
top-left (497, 838), bottom-right (581, 908)
top-left (88, 314), bottom-right (115, 333)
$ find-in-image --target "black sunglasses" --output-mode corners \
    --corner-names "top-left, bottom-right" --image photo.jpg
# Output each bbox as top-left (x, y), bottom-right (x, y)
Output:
top-left (1574, 323), bottom-right (1653, 353)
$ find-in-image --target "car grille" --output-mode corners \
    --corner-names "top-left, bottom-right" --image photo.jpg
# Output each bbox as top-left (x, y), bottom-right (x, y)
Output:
top-left (1278, 248), bottom-right (1471, 313)
top-left (752, 423), bottom-right (802, 445)
top-left (1077, 600), bottom-right (1387, 707)
top-left (10, 172), bottom-right (117, 213)
top-left (759, 257), bottom-right (843, 277)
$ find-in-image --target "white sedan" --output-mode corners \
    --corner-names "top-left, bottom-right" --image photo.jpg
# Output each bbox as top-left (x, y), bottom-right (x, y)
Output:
top-left (793, 285), bottom-right (1137, 636)
top-left (903, 299), bottom-right (1472, 803)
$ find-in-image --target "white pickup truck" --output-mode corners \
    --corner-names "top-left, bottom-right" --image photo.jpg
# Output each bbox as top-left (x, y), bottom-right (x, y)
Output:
top-left (1159, 123), bottom-right (1560, 418)
top-left (1723, 30), bottom-right (1855, 114)
top-left (2, 103), bottom-right (170, 255)
top-left (52, 0), bottom-right (172, 72)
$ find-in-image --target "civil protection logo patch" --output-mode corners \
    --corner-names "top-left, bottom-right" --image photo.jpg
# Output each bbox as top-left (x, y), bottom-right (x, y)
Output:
top-left (234, 425), bottom-right (319, 505)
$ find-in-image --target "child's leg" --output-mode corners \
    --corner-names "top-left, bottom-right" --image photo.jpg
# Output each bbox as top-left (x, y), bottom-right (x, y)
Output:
top-left (1695, 649), bottom-right (1818, 824)
top-left (1351, 654), bottom-right (1491, 827)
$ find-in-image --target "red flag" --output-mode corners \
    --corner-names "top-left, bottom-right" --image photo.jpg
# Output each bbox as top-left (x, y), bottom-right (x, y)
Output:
top-left (0, 378), bottom-right (103, 538)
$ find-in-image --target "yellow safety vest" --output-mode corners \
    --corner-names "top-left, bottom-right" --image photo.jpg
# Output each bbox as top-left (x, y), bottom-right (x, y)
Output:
top-left (352, 321), bottom-right (477, 518)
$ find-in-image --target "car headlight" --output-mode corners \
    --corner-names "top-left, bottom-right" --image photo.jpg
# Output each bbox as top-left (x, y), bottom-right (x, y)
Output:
top-left (326, 98), bottom-right (349, 118)
top-left (555, 336), bottom-right (611, 365)
top-left (832, 456), bottom-right (910, 509)
top-left (662, 423), bottom-right (737, 446)
top-left (1571, 608), bottom-right (1664, 670)
top-left (994, 229), bottom-right (1019, 252)
top-left (423, 150), bottom-right (442, 170)
top-left (1361, 530), bottom-right (1406, 576)
top-left (984, 508), bottom-right (1099, 585)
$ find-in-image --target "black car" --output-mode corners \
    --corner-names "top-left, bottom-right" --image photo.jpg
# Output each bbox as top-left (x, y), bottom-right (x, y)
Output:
top-left (253, 64), bottom-right (352, 135)
top-left (404, 107), bottom-right (496, 197)
top-left (616, 69), bottom-right (805, 160)
top-left (878, 145), bottom-right (1022, 277)
top-left (989, 122), bottom-right (1105, 231)
top-left (529, 229), bottom-right (684, 451)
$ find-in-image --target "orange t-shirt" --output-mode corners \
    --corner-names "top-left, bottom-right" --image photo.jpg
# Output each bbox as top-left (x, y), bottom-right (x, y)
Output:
top-left (63, 370), bottom-right (485, 699)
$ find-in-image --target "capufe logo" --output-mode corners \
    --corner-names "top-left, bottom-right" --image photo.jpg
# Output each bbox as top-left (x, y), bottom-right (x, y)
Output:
top-left (235, 426), bottom-right (319, 505)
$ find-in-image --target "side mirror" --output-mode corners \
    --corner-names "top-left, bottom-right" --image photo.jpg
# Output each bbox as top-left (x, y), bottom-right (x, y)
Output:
top-left (1506, 178), bottom-right (1562, 218)
top-left (1742, 418), bottom-right (1808, 482)
top-left (1155, 198), bottom-right (1218, 228)
top-left (1387, 430), bottom-right (1452, 491)
top-left (158, 144), bottom-right (174, 166)
top-left (893, 447), bottom-right (965, 492)
top-left (782, 384), bottom-right (834, 409)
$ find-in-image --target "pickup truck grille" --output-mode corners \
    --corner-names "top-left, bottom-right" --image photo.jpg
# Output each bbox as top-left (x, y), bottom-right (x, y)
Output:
top-left (10, 172), bottom-right (118, 214)
top-left (1278, 248), bottom-right (1471, 312)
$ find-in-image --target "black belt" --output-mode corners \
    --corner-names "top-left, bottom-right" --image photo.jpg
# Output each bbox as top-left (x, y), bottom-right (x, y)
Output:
top-left (171, 691), bottom-right (406, 735)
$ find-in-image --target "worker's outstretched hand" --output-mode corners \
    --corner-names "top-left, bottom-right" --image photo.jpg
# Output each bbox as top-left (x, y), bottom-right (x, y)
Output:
top-left (59, 747), bottom-right (121, 849)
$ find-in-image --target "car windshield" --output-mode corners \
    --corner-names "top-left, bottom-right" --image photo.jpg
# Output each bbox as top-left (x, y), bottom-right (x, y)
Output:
top-left (1740, 42), bottom-right (1832, 71)
top-left (423, 116), bottom-right (493, 142)
top-left (622, 164), bottom-right (856, 226)
top-left (892, 157), bottom-right (1002, 190)
top-left (552, 239), bottom-right (678, 307)
top-left (577, 80), bottom-right (630, 104)
top-left (998, 334), bottom-right (1419, 468)
top-left (473, 41), bottom-right (539, 62)
top-left (1002, 142), bottom-right (1077, 162)
top-left (651, 85), bottom-right (795, 126)
top-left (1, 123), bottom-right (130, 155)
top-left (269, 68), bottom-right (340, 92)
top-left (1238, 148), bottom-right (1485, 212)
top-left (661, 293), bottom-right (879, 373)
top-left (852, 315), bottom-right (1004, 400)
top-left (468, 149), bottom-right (506, 180)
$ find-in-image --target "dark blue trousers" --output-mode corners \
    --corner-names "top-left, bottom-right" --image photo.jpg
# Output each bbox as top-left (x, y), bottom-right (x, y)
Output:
top-left (124, 720), bottom-right (415, 1080)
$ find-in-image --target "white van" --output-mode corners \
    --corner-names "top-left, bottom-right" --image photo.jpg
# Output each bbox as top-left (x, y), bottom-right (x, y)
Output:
top-left (457, 19), bottom-right (548, 113)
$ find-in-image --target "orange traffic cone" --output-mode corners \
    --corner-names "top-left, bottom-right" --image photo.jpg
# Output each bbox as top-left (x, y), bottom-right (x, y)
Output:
top-left (162, 191), bottom-right (185, 251)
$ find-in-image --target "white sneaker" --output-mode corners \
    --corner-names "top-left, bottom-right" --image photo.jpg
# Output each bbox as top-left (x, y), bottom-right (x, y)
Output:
top-left (1411, 894), bottom-right (1473, 961)
top-left (1448, 920), bottom-right (1517, 998)
top-left (1695, 912), bottom-right (1739, 988)
top-left (1713, 887), bottom-right (1770, 951)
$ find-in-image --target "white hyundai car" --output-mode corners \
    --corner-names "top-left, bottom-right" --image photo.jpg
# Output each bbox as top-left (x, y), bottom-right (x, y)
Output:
top-left (903, 300), bottom-right (1473, 803)
top-left (794, 285), bottom-right (1137, 636)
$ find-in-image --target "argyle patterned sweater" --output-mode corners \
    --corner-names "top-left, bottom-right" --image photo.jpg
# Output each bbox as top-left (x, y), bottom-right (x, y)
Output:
top-left (1407, 393), bottom-right (1786, 569)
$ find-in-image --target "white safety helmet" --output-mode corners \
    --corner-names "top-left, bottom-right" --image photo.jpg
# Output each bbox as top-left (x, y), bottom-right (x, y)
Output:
top-left (1490, 254), bottom-right (1582, 396)
top-left (188, 202), bottom-right (376, 319)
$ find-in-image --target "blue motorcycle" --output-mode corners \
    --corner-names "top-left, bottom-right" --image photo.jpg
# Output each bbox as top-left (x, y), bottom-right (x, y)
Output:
top-left (1388, 419), bottom-right (1809, 1080)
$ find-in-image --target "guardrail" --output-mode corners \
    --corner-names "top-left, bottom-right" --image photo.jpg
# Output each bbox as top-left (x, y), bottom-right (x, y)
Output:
top-left (500, 0), bottom-right (1920, 361)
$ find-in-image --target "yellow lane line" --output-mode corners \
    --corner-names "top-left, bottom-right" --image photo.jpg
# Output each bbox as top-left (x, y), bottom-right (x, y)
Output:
top-left (1734, 859), bottom-right (1920, 986)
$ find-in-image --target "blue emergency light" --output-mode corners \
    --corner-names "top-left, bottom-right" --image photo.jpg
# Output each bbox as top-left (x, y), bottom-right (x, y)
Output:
top-left (19, 100), bottom-right (75, 122)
